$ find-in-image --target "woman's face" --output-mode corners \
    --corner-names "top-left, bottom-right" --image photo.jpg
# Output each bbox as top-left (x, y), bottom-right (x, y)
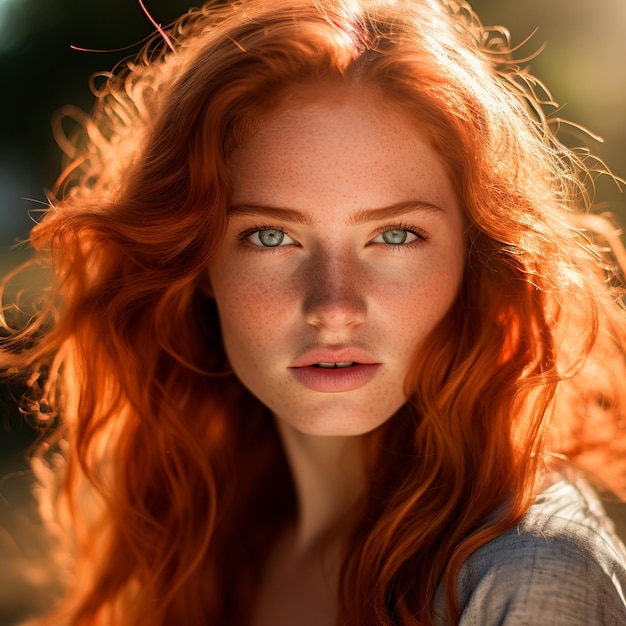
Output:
top-left (208, 87), bottom-right (465, 437)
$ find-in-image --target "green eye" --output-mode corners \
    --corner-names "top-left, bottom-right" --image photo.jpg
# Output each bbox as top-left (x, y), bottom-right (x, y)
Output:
top-left (381, 229), bottom-right (408, 244)
top-left (257, 229), bottom-right (285, 247)
top-left (244, 228), bottom-right (296, 248)
top-left (371, 228), bottom-right (421, 245)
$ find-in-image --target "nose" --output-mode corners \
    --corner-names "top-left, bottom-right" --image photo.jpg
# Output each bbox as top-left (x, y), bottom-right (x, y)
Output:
top-left (301, 250), bottom-right (367, 331)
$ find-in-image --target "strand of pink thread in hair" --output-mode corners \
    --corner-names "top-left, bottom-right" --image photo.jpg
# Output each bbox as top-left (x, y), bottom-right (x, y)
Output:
top-left (138, 0), bottom-right (175, 52)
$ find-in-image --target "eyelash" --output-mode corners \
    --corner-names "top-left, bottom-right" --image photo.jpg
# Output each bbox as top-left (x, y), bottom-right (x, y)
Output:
top-left (236, 223), bottom-right (429, 249)
top-left (372, 223), bottom-right (429, 246)
top-left (237, 224), bottom-right (294, 242)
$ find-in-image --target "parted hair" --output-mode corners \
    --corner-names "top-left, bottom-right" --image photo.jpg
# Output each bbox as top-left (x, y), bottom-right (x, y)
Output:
top-left (1, 0), bottom-right (625, 624)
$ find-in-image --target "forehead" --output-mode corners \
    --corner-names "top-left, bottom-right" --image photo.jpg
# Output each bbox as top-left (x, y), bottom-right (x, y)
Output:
top-left (229, 85), bottom-right (456, 213)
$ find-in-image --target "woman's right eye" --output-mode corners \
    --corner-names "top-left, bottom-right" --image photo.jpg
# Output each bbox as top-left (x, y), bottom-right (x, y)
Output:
top-left (246, 228), bottom-right (296, 247)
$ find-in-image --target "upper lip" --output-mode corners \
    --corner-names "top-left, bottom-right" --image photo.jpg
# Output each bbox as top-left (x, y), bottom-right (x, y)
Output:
top-left (290, 346), bottom-right (379, 368)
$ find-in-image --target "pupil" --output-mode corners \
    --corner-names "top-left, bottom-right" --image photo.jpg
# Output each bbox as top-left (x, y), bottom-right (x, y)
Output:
top-left (382, 229), bottom-right (408, 244)
top-left (259, 229), bottom-right (284, 247)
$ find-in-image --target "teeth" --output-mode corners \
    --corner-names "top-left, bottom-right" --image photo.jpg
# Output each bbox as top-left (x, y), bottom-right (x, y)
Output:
top-left (315, 361), bottom-right (356, 368)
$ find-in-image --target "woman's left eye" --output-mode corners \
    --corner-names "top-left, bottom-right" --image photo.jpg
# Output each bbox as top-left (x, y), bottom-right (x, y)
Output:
top-left (371, 228), bottom-right (420, 245)
top-left (245, 228), bottom-right (296, 247)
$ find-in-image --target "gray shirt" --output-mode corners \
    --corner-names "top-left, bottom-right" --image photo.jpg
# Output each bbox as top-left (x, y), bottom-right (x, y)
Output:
top-left (434, 476), bottom-right (626, 625)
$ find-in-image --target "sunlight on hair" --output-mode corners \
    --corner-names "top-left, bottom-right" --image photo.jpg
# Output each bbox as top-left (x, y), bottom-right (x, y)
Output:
top-left (1, 1), bottom-right (626, 625)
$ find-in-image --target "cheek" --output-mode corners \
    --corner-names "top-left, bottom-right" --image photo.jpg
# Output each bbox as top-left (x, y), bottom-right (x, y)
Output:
top-left (392, 260), bottom-right (462, 338)
top-left (210, 262), bottom-right (296, 341)
top-left (387, 262), bottom-right (460, 312)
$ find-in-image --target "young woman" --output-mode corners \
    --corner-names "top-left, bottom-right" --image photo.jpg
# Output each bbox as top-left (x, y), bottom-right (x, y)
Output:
top-left (2, 0), bottom-right (626, 624)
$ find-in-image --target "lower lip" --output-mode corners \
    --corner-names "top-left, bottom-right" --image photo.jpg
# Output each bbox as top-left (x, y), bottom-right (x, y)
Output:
top-left (289, 364), bottom-right (381, 393)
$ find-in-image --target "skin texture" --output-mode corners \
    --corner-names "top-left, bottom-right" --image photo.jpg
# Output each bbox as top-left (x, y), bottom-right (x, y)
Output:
top-left (208, 86), bottom-right (466, 439)
top-left (207, 84), bottom-right (469, 626)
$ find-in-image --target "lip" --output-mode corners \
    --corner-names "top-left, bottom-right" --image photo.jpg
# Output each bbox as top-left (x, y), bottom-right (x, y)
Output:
top-left (290, 347), bottom-right (379, 368)
top-left (289, 347), bottom-right (381, 393)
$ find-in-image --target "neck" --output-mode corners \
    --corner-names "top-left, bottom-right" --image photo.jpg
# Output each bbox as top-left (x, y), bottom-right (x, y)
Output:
top-left (275, 420), bottom-right (366, 553)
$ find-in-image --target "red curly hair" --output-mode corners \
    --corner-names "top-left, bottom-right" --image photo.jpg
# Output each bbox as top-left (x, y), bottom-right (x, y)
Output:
top-left (1, 0), bottom-right (626, 624)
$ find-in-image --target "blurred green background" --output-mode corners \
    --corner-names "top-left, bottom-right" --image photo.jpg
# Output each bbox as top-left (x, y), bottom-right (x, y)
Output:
top-left (0, 0), bottom-right (625, 623)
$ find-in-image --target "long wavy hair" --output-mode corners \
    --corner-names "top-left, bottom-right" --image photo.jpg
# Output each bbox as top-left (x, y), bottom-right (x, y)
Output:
top-left (2, 0), bottom-right (626, 624)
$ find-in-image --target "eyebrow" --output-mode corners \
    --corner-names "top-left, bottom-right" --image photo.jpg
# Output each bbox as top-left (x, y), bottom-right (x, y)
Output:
top-left (228, 201), bottom-right (443, 225)
top-left (229, 204), bottom-right (316, 225)
top-left (350, 201), bottom-right (443, 225)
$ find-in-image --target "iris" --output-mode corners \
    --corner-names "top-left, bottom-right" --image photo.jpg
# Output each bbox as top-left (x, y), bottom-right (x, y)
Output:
top-left (258, 229), bottom-right (285, 246)
top-left (381, 229), bottom-right (408, 245)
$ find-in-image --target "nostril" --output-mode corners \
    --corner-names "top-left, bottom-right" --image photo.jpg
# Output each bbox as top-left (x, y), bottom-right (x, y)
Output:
top-left (303, 294), bottom-right (368, 330)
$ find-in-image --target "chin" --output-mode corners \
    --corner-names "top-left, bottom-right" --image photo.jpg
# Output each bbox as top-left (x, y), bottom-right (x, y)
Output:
top-left (275, 405), bottom-right (400, 438)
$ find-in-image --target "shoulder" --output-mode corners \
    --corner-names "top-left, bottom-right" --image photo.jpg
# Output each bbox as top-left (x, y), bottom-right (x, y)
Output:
top-left (434, 476), bottom-right (626, 625)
